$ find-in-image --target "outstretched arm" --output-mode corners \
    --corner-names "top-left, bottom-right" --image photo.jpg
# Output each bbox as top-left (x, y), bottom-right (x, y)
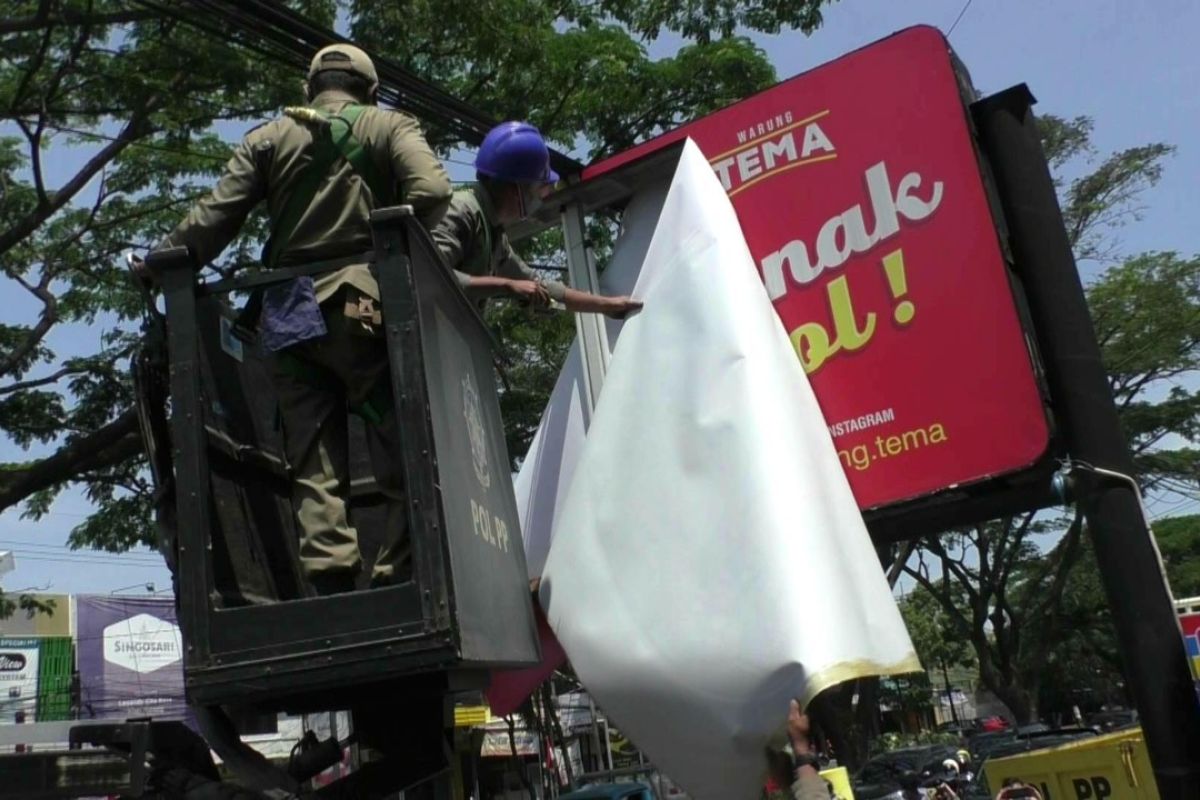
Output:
top-left (497, 236), bottom-right (641, 318)
top-left (560, 286), bottom-right (642, 319)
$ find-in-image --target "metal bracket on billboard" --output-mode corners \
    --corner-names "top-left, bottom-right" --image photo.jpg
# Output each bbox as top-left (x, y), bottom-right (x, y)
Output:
top-left (561, 202), bottom-right (610, 412)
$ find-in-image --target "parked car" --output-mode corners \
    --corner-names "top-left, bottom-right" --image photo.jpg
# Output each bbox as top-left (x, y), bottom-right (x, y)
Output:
top-left (853, 745), bottom-right (963, 800)
top-left (967, 729), bottom-right (1018, 762)
top-left (936, 719), bottom-right (980, 738)
top-left (1084, 708), bottom-right (1138, 732)
top-left (980, 727), bottom-right (1099, 762)
top-left (969, 723), bottom-right (1099, 763)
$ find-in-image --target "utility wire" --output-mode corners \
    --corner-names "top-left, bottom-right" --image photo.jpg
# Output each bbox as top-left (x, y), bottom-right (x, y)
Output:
top-left (9, 118), bottom-right (479, 188)
top-left (1, 548), bottom-right (166, 566)
top-left (0, 537), bottom-right (159, 553)
top-left (4, 549), bottom-right (164, 564)
top-left (131, 0), bottom-right (583, 177)
top-left (6, 554), bottom-right (165, 568)
top-left (0, 539), bottom-right (164, 557)
top-left (15, 4), bottom-right (568, 173)
top-left (947, 0), bottom-right (976, 38)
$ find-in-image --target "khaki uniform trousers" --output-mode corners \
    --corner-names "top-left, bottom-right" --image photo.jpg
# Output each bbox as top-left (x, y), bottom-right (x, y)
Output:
top-left (272, 289), bottom-right (408, 584)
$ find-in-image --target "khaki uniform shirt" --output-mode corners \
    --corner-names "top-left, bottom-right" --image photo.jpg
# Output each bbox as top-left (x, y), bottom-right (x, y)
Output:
top-left (430, 184), bottom-right (568, 303)
top-left (162, 89), bottom-right (452, 306)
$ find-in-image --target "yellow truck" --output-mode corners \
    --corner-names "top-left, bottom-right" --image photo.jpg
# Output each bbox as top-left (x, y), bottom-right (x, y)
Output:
top-left (981, 728), bottom-right (1157, 800)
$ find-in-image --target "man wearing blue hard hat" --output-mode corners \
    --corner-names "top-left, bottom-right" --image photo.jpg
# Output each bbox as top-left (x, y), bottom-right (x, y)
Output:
top-left (433, 121), bottom-right (642, 318)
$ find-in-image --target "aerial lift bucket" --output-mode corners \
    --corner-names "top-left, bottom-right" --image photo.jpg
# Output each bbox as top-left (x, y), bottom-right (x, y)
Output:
top-left (133, 207), bottom-right (541, 797)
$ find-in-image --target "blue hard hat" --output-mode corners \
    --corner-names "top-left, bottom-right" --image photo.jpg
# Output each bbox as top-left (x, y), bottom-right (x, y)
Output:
top-left (475, 121), bottom-right (559, 184)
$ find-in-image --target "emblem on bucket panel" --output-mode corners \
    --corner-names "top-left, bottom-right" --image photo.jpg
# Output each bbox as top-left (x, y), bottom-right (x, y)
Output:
top-left (463, 371), bottom-right (491, 489)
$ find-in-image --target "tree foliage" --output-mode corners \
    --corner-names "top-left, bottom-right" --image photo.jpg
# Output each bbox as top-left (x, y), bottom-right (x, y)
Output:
top-left (1154, 514), bottom-right (1200, 598)
top-left (1, 0), bottom-right (335, 556)
top-left (352, 0), bottom-right (784, 158)
top-left (0, 592), bottom-right (55, 623)
top-left (899, 586), bottom-right (974, 674)
top-left (347, 0), bottom-right (807, 461)
top-left (882, 588), bottom-right (974, 724)
top-left (902, 116), bottom-right (1198, 723)
top-left (0, 1), bottom-right (836, 587)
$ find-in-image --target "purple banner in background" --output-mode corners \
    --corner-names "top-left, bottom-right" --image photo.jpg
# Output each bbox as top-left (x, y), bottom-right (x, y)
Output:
top-left (75, 595), bottom-right (189, 722)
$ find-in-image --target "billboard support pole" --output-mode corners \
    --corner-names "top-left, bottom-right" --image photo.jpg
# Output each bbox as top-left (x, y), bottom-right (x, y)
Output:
top-left (561, 203), bottom-right (610, 412)
top-left (973, 84), bottom-right (1200, 799)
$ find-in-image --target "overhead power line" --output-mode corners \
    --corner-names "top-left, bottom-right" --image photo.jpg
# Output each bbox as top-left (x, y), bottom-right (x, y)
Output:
top-left (6, 547), bottom-right (164, 563)
top-left (947, 0), bottom-right (976, 37)
top-left (132, 0), bottom-right (583, 179)
top-left (0, 537), bottom-right (160, 555)
top-left (10, 118), bottom-right (482, 185)
top-left (8, 554), bottom-right (165, 568)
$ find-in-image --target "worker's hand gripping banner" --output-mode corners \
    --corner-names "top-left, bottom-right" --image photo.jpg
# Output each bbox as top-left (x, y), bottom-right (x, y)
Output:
top-left (537, 140), bottom-right (920, 798)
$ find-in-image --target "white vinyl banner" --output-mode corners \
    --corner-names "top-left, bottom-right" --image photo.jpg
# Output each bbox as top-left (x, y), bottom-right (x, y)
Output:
top-left (538, 140), bottom-right (920, 798)
top-left (514, 177), bottom-right (672, 579)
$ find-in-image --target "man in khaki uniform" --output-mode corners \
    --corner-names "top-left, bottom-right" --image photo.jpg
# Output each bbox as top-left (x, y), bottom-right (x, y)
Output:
top-left (433, 121), bottom-right (641, 318)
top-left (157, 44), bottom-right (453, 595)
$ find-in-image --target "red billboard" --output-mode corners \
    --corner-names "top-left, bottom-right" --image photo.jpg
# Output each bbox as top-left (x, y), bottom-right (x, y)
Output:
top-left (583, 26), bottom-right (1049, 510)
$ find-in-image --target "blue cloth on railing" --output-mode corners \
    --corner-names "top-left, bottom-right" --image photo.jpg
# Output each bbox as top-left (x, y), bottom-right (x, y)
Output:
top-left (260, 276), bottom-right (327, 352)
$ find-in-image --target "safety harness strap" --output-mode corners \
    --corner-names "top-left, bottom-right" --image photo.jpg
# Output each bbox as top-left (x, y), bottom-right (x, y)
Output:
top-left (264, 104), bottom-right (393, 269)
top-left (328, 104), bottom-right (394, 206)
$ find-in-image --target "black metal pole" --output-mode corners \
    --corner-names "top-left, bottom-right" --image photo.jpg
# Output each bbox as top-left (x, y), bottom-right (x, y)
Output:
top-left (146, 246), bottom-right (213, 667)
top-left (941, 660), bottom-right (961, 727)
top-left (973, 85), bottom-right (1200, 799)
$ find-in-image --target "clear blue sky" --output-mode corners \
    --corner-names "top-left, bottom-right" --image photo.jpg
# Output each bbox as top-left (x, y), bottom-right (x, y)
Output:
top-left (2, 0), bottom-right (1197, 594)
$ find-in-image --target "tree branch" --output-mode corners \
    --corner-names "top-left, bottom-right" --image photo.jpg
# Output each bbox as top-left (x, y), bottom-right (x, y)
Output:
top-left (15, 118), bottom-right (50, 209)
top-left (0, 365), bottom-right (87, 396)
top-left (0, 409), bottom-right (142, 514)
top-left (8, 3), bottom-right (56, 113)
top-left (42, 170), bottom-right (110, 269)
top-left (541, 72), bottom-right (585, 133)
top-left (38, 1), bottom-right (97, 115)
top-left (1031, 509), bottom-right (1086, 621)
top-left (0, 111), bottom-right (152, 259)
top-left (997, 512), bottom-right (1037, 591)
top-left (461, 69), bottom-right (498, 103)
top-left (887, 539), bottom-right (917, 586)
top-left (923, 535), bottom-right (980, 607)
top-left (903, 561), bottom-right (976, 646)
top-left (0, 273), bottom-right (58, 379)
top-left (976, 523), bottom-right (993, 589)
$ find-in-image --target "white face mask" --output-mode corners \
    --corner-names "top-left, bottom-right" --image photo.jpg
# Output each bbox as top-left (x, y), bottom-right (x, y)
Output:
top-left (516, 182), bottom-right (547, 220)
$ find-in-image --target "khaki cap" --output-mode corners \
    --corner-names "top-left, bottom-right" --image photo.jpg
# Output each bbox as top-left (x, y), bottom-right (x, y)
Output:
top-left (308, 43), bottom-right (378, 89)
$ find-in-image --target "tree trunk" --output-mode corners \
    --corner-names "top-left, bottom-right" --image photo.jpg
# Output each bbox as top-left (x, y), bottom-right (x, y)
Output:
top-left (808, 542), bottom-right (913, 770)
top-left (854, 678), bottom-right (882, 751)
top-left (993, 682), bottom-right (1038, 725)
top-left (810, 682), bottom-right (871, 771)
top-left (0, 409), bottom-right (141, 513)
